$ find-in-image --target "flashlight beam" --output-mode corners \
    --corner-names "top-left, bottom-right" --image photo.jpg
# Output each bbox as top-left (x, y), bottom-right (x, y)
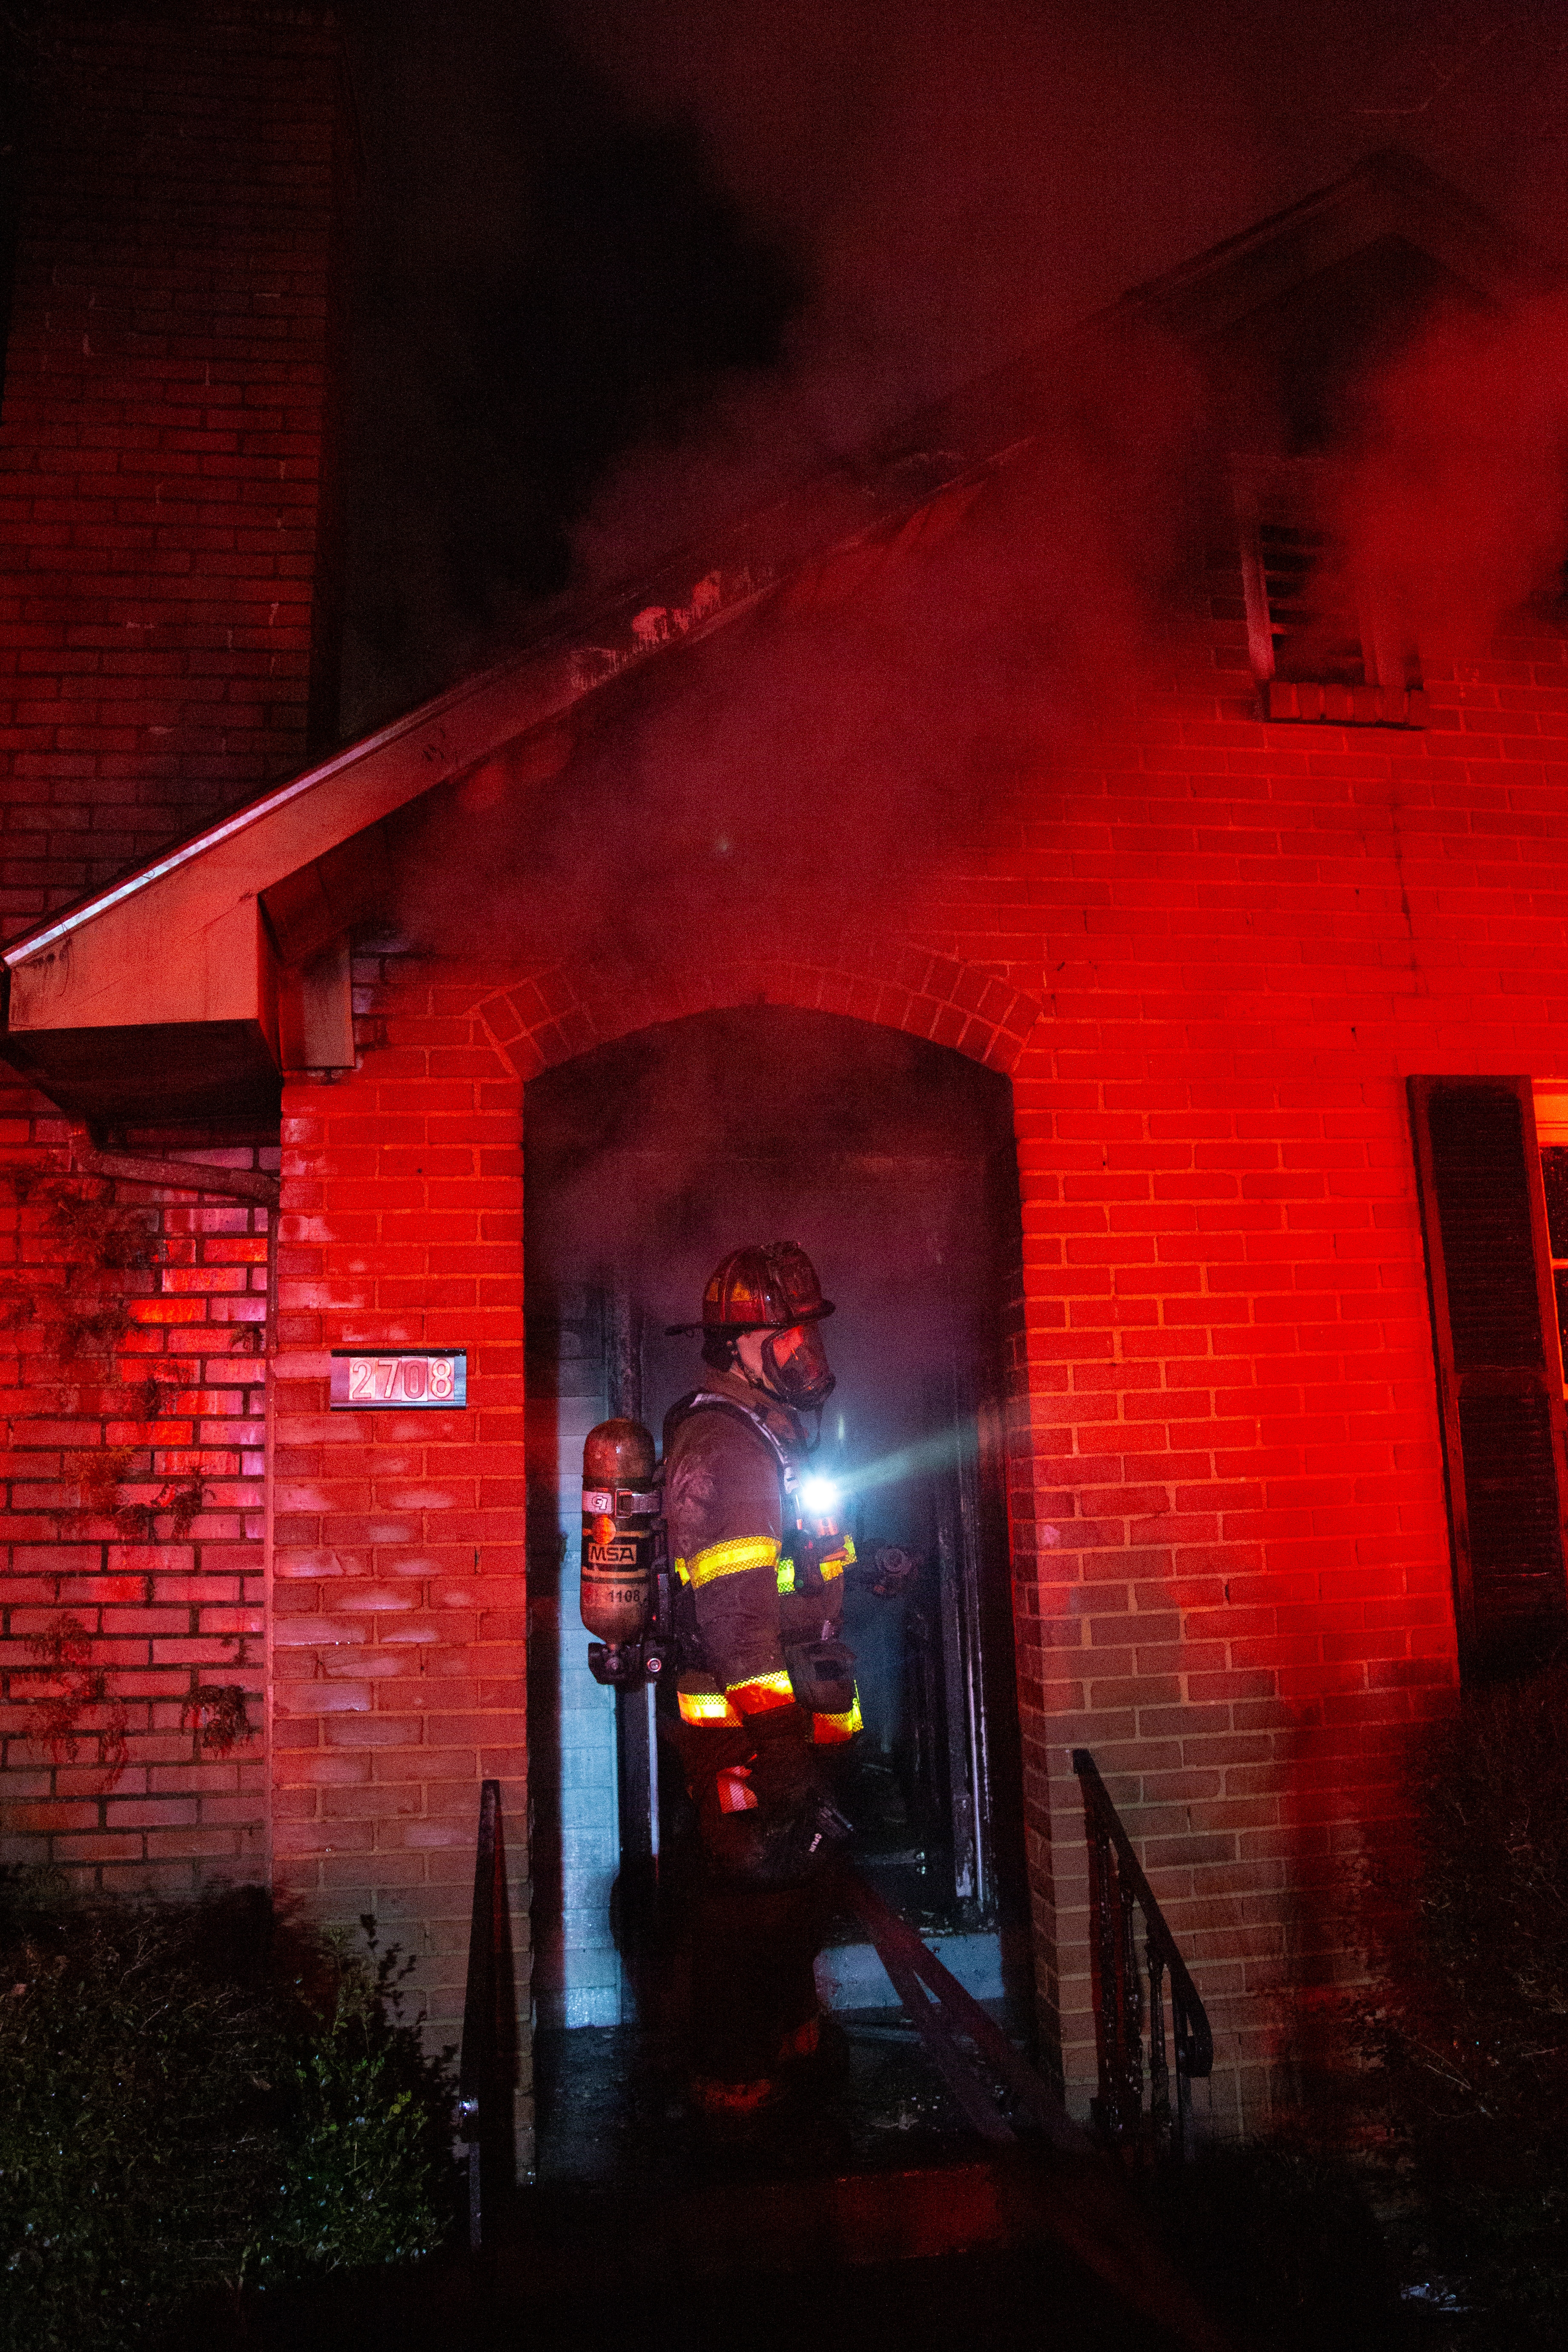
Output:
top-left (828, 1418), bottom-right (979, 1505)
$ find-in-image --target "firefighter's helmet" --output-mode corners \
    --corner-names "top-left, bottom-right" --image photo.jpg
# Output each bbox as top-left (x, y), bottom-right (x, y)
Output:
top-left (667, 1242), bottom-right (834, 1337)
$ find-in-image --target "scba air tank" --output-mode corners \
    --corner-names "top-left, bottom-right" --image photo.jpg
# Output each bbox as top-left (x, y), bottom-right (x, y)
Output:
top-left (580, 1418), bottom-right (659, 1649)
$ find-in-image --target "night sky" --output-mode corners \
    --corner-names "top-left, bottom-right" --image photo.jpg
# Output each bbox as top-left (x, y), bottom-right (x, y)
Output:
top-left (335, 0), bottom-right (1568, 735)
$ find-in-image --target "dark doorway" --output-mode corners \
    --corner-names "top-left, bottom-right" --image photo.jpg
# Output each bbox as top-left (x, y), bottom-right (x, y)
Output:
top-left (524, 1007), bottom-right (1030, 2175)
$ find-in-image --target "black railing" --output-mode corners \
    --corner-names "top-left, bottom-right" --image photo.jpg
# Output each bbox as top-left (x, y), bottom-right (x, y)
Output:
top-left (1072, 1748), bottom-right (1213, 2163)
top-left (846, 1861), bottom-right (1231, 2352)
top-left (457, 1778), bottom-right (517, 2249)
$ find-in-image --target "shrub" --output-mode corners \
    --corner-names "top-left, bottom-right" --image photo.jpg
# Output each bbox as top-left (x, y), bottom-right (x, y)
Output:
top-left (1152, 2138), bottom-right (1395, 2352)
top-left (0, 1880), bottom-right (455, 2351)
top-left (241, 1928), bottom-right (455, 2290)
top-left (1355, 1663), bottom-right (1568, 2340)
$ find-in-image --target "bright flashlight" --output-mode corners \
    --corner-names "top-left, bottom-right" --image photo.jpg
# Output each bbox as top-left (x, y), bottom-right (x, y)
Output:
top-left (799, 1474), bottom-right (840, 1517)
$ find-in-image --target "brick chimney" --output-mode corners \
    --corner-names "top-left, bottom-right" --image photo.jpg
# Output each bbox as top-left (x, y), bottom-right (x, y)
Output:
top-left (0, 4), bottom-right (356, 945)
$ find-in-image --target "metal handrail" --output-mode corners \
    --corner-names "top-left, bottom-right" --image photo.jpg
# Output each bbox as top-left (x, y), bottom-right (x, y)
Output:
top-left (844, 1862), bottom-right (1232, 2352)
top-left (1072, 1748), bottom-right (1213, 2163)
top-left (457, 1778), bottom-right (512, 2249)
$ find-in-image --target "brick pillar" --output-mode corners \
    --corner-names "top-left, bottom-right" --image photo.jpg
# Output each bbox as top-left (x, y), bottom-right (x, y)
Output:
top-left (272, 959), bottom-right (530, 2152)
top-left (0, 4), bottom-right (354, 943)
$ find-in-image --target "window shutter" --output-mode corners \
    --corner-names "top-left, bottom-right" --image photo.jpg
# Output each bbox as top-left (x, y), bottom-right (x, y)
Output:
top-left (1409, 1077), bottom-right (1568, 1676)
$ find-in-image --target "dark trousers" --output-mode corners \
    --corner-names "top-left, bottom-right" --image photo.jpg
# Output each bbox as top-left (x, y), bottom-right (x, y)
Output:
top-left (664, 1709), bottom-right (834, 2083)
top-left (690, 1874), bottom-right (831, 2083)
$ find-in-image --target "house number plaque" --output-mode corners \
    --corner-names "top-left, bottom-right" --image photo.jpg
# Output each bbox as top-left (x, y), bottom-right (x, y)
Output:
top-left (329, 1350), bottom-right (467, 1410)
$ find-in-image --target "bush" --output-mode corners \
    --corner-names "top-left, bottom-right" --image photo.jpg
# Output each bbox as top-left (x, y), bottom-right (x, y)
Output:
top-left (1152, 2138), bottom-right (1396, 2351)
top-left (0, 1879), bottom-right (456, 2351)
top-left (1356, 1664), bottom-right (1568, 2340)
top-left (241, 1929), bottom-right (456, 2290)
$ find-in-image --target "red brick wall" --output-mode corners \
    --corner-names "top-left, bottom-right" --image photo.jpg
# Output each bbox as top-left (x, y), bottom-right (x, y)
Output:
top-left (315, 604), bottom-right (1567, 2136)
top-left (0, 1081), bottom-right (273, 1891)
top-left (272, 961), bottom-right (527, 2125)
top-left (263, 943), bottom-right (1035, 2141)
top-left (950, 612), bottom-right (1568, 2129)
top-left (0, 0), bottom-right (1560, 2154)
top-left (0, 5), bottom-right (352, 944)
top-left (0, 0), bottom-right (350, 1988)
top-left (2, 23), bottom-right (1563, 2137)
top-left (14, 599), bottom-right (1567, 2138)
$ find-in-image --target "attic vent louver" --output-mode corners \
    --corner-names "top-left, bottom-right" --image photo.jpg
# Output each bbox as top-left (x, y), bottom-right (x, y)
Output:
top-left (1234, 458), bottom-right (1428, 727)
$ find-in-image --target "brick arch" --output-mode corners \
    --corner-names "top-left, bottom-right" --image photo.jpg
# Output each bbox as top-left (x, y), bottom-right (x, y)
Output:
top-left (470, 932), bottom-right (1057, 2078)
top-left (464, 941), bottom-right (1046, 1081)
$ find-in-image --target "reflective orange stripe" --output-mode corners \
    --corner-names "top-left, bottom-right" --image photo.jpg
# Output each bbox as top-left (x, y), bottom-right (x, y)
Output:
top-left (726, 1668), bottom-right (796, 1717)
top-left (678, 1686), bottom-right (743, 1727)
top-left (811, 1690), bottom-right (863, 1745)
top-left (688, 1536), bottom-right (779, 1589)
top-left (715, 1765), bottom-right (758, 1813)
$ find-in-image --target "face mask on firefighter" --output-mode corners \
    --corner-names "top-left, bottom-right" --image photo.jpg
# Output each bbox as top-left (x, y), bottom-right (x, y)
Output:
top-left (760, 1319), bottom-right (836, 1410)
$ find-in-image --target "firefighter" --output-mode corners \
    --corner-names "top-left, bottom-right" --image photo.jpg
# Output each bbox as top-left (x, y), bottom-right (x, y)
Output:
top-left (662, 1241), bottom-right (860, 2119)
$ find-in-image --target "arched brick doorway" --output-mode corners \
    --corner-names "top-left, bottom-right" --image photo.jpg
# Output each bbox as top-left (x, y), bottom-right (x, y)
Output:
top-left (517, 1001), bottom-right (1041, 2174)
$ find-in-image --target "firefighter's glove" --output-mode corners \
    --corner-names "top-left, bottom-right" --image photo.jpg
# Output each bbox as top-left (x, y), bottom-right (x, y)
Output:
top-left (775, 1791), bottom-right (853, 1877)
top-left (722, 1791), bottom-right (854, 1891)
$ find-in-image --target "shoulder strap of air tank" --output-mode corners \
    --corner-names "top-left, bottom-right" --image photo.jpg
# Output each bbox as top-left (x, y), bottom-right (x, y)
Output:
top-left (664, 1389), bottom-right (801, 1500)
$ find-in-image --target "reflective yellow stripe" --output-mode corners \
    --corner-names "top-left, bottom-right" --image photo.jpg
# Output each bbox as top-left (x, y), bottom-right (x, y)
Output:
top-left (819, 1534), bottom-right (856, 1580)
top-left (688, 1535), bottom-right (780, 1589)
top-left (726, 1668), bottom-right (796, 1717)
top-left (776, 1555), bottom-right (796, 1595)
top-left (674, 1557), bottom-right (689, 1585)
top-left (678, 1687), bottom-right (743, 1727)
top-left (811, 1692), bottom-right (863, 1745)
